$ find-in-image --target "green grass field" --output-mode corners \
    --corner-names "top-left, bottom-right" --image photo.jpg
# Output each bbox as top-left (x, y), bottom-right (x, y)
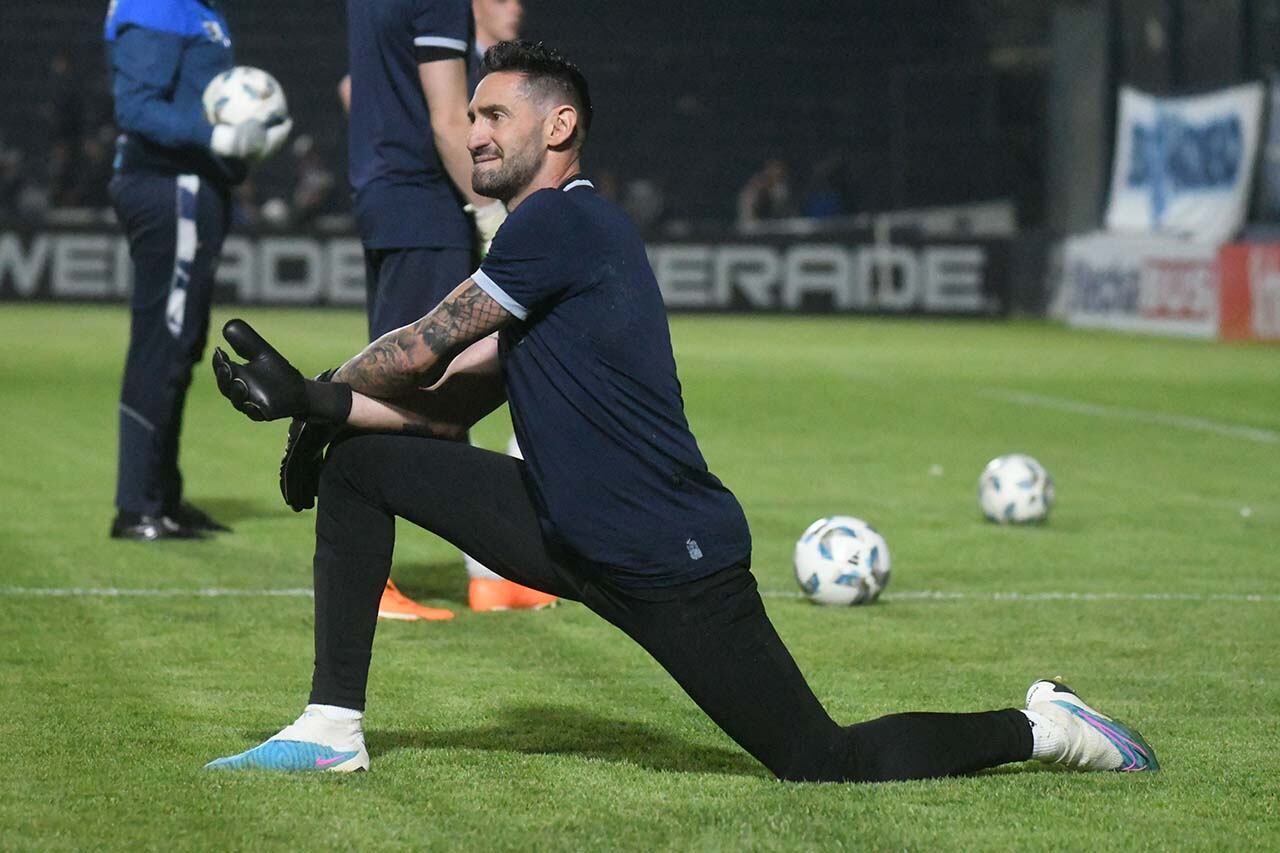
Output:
top-left (1, 304), bottom-right (1278, 851)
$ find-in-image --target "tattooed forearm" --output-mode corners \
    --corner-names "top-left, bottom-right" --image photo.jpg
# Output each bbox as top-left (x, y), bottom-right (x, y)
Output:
top-left (333, 280), bottom-right (510, 398)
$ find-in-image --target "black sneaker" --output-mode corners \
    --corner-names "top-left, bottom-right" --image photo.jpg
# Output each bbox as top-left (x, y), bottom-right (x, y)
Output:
top-left (170, 502), bottom-right (231, 533)
top-left (110, 511), bottom-right (207, 541)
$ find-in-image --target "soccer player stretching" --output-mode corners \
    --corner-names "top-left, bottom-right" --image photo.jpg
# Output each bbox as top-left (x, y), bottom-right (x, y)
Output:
top-left (205, 42), bottom-right (1158, 779)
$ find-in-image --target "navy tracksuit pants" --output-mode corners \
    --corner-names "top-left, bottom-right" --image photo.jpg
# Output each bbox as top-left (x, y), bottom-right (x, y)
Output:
top-left (110, 171), bottom-right (230, 516)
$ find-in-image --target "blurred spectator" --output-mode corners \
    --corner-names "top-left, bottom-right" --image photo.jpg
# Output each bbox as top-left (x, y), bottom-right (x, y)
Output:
top-left (230, 178), bottom-right (260, 228)
top-left (289, 135), bottom-right (336, 225)
top-left (0, 144), bottom-right (25, 219)
top-left (45, 51), bottom-right (88, 206)
top-left (622, 177), bottom-right (666, 235)
top-left (68, 125), bottom-right (117, 209)
top-left (801, 155), bottom-right (848, 219)
top-left (45, 51), bottom-right (86, 148)
top-left (737, 158), bottom-right (795, 228)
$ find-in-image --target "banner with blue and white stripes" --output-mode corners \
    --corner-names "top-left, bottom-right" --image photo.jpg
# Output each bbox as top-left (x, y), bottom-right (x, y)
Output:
top-left (1105, 83), bottom-right (1264, 244)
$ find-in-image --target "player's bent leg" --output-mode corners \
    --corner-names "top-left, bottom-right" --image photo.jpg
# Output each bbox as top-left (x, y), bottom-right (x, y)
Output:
top-left (205, 705), bottom-right (369, 773)
top-left (307, 435), bottom-right (580, 714)
top-left (325, 434), bottom-right (584, 601)
top-left (1024, 677), bottom-right (1158, 772)
top-left (308, 437), bottom-right (401, 712)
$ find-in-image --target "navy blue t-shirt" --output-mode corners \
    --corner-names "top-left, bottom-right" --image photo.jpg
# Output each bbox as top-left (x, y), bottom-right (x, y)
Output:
top-left (473, 179), bottom-right (752, 587)
top-left (346, 0), bottom-right (472, 249)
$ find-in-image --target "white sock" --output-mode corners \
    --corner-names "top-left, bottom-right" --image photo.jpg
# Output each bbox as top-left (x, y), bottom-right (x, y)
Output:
top-left (1022, 708), bottom-right (1065, 761)
top-left (464, 553), bottom-right (504, 580)
top-left (307, 703), bottom-right (363, 722)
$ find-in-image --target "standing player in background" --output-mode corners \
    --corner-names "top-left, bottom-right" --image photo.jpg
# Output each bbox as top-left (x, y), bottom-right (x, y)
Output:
top-left (469, 0), bottom-right (524, 88)
top-left (460, 0), bottom-right (536, 609)
top-left (336, 0), bottom-right (554, 619)
top-left (105, 0), bottom-right (288, 540)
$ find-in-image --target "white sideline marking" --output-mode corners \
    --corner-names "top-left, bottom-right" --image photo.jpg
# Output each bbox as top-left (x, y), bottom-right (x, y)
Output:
top-left (981, 389), bottom-right (1280, 444)
top-left (763, 589), bottom-right (1280, 603)
top-left (2, 587), bottom-right (1278, 603)
top-left (0, 587), bottom-right (314, 598)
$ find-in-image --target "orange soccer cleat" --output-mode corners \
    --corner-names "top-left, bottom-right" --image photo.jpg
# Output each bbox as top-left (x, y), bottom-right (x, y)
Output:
top-left (377, 579), bottom-right (454, 621)
top-left (468, 578), bottom-right (558, 612)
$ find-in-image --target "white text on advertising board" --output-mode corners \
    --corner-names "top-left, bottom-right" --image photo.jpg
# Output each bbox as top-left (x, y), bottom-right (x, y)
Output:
top-left (648, 244), bottom-right (993, 312)
top-left (2, 233), bottom-right (999, 314)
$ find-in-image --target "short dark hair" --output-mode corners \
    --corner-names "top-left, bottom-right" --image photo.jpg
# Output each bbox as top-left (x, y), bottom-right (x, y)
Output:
top-left (480, 40), bottom-right (593, 145)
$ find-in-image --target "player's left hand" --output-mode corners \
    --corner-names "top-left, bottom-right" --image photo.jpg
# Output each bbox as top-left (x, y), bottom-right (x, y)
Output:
top-left (212, 319), bottom-right (310, 422)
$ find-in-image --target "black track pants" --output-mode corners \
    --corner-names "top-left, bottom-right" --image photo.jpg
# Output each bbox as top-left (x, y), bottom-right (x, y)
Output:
top-left (309, 434), bottom-right (1032, 782)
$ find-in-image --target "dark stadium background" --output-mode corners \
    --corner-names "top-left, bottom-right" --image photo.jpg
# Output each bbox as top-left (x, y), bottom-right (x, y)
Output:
top-left (2, 0), bottom-right (1275, 234)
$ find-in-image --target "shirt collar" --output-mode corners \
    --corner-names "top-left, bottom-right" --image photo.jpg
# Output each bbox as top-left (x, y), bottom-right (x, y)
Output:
top-left (558, 175), bottom-right (594, 192)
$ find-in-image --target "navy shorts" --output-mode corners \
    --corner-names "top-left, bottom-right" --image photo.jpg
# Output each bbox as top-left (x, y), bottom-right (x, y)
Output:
top-left (364, 246), bottom-right (471, 340)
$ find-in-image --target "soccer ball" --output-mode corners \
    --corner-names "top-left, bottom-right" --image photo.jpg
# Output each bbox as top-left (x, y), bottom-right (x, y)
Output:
top-left (977, 454), bottom-right (1055, 524)
top-left (793, 516), bottom-right (891, 606)
top-left (202, 66), bottom-right (289, 128)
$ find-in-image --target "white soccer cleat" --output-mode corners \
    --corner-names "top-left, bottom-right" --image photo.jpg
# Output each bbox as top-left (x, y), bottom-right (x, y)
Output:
top-left (204, 706), bottom-right (370, 772)
top-left (1025, 677), bottom-right (1158, 772)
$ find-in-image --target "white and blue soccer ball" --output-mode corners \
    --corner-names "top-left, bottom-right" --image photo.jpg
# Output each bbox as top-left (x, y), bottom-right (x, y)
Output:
top-left (203, 66), bottom-right (289, 128)
top-left (977, 453), bottom-right (1055, 524)
top-left (793, 516), bottom-right (891, 606)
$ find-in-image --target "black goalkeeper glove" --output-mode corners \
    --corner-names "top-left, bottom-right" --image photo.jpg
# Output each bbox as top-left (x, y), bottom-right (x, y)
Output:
top-left (279, 369), bottom-right (346, 512)
top-left (211, 319), bottom-right (352, 424)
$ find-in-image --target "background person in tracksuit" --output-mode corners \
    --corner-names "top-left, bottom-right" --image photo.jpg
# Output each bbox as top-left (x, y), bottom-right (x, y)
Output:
top-left (105, 0), bottom-right (288, 540)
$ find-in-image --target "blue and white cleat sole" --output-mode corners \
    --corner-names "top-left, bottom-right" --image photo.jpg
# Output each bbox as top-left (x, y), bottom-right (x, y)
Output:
top-left (1027, 677), bottom-right (1159, 773)
top-left (204, 739), bottom-right (369, 772)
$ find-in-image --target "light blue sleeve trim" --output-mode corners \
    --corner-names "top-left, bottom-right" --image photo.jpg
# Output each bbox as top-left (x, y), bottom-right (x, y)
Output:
top-left (472, 268), bottom-right (529, 321)
top-left (414, 36), bottom-right (469, 52)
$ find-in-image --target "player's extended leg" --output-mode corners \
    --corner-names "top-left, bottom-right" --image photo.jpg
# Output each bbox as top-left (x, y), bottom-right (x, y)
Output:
top-left (579, 563), bottom-right (1035, 782)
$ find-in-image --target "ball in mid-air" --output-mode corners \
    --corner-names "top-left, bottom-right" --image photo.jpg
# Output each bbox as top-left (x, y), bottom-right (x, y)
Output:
top-left (977, 453), bottom-right (1054, 524)
top-left (203, 66), bottom-right (289, 128)
top-left (794, 516), bottom-right (891, 606)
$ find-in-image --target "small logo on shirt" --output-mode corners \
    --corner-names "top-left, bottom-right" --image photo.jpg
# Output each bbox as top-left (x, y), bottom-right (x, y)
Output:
top-left (685, 538), bottom-right (703, 560)
top-left (203, 20), bottom-right (231, 47)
